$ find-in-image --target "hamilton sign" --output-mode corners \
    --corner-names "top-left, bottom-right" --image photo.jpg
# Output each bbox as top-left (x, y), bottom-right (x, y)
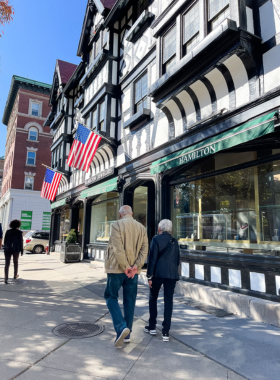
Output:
top-left (85, 167), bottom-right (115, 186)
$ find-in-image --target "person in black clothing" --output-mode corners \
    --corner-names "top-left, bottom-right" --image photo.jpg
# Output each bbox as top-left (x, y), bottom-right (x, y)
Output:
top-left (144, 219), bottom-right (180, 342)
top-left (4, 220), bottom-right (23, 284)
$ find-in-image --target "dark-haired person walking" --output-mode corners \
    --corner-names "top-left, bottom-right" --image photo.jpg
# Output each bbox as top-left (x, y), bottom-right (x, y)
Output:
top-left (4, 220), bottom-right (23, 284)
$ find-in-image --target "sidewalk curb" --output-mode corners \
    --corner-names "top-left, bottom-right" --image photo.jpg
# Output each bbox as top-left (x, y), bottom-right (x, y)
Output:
top-left (138, 274), bottom-right (280, 328)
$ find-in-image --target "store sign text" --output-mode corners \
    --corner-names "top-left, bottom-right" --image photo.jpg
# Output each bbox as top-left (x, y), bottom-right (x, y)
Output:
top-left (85, 167), bottom-right (114, 186)
top-left (179, 144), bottom-right (216, 165)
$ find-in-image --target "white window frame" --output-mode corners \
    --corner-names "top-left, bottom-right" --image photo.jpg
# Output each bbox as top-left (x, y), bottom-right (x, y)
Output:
top-left (26, 151), bottom-right (36, 166)
top-left (24, 176), bottom-right (34, 190)
top-left (29, 99), bottom-right (43, 117)
top-left (28, 127), bottom-right (38, 142)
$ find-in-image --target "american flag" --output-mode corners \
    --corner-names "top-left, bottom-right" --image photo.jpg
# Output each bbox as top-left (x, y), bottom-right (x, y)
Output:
top-left (67, 124), bottom-right (102, 172)
top-left (41, 168), bottom-right (62, 201)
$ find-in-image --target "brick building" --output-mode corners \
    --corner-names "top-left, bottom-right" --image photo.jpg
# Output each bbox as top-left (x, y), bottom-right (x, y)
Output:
top-left (0, 76), bottom-right (52, 234)
top-left (0, 156), bottom-right (4, 196)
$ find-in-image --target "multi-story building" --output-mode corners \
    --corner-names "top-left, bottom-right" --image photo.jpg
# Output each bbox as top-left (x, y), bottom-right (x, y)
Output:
top-left (48, 0), bottom-right (280, 300)
top-left (0, 156), bottom-right (4, 196)
top-left (0, 76), bottom-right (52, 234)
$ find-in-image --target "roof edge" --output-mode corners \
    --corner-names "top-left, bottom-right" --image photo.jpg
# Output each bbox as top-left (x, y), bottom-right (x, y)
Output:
top-left (2, 75), bottom-right (51, 126)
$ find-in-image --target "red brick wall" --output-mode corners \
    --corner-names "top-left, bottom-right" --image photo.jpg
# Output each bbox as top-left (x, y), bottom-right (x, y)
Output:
top-left (2, 88), bottom-right (52, 195)
top-left (17, 90), bottom-right (50, 119)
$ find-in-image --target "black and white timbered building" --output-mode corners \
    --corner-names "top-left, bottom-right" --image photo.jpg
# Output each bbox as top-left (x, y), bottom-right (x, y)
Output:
top-left (47, 0), bottom-right (280, 300)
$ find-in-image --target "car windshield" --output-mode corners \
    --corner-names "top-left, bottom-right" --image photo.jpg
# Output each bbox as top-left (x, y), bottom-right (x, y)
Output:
top-left (23, 231), bottom-right (33, 238)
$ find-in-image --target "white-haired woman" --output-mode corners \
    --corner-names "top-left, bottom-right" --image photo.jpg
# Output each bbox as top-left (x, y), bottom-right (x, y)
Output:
top-left (144, 219), bottom-right (180, 341)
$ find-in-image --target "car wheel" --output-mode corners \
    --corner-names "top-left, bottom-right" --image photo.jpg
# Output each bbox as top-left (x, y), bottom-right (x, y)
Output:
top-left (33, 245), bottom-right (44, 254)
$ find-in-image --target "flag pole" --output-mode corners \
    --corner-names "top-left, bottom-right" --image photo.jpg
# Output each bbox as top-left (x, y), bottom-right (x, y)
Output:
top-left (42, 164), bottom-right (65, 176)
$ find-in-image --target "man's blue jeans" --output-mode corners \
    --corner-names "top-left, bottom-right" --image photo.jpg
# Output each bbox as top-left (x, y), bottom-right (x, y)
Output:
top-left (104, 273), bottom-right (138, 335)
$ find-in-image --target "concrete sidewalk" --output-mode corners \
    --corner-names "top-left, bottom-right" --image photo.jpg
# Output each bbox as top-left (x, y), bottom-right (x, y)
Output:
top-left (0, 252), bottom-right (279, 380)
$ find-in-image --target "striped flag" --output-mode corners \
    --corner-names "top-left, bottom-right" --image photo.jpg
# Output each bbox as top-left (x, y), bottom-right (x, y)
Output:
top-left (67, 123), bottom-right (102, 172)
top-left (41, 168), bottom-right (62, 201)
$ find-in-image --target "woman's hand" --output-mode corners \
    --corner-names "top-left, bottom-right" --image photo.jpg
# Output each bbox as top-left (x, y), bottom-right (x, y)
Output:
top-left (148, 280), bottom-right (152, 288)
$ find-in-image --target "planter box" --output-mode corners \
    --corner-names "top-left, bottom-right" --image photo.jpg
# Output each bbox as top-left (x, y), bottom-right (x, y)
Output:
top-left (55, 241), bottom-right (82, 263)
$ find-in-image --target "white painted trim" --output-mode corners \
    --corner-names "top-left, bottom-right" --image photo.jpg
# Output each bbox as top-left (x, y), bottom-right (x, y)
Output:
top-left (28, 98), bottom-right (43, 118)
top-left (17, 112), bottom-right (46, 121)
top-left (23, 122), bottom-right (43, 133)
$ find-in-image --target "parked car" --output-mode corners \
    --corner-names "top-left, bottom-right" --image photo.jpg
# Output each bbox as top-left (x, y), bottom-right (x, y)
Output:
top-left (23, 231), bottom-right (50, 254)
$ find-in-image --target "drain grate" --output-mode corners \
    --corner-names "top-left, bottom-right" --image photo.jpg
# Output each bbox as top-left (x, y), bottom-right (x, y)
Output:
top-left (0, 279), bottom-right (28, 285)
top-left (52, 322), bottom-right (104, 339)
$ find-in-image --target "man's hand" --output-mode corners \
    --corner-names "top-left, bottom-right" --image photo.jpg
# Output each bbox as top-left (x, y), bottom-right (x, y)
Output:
top-left (125, 265), bottom-right (138, 279)
top-left (148, 280), bottom-right (152, 288)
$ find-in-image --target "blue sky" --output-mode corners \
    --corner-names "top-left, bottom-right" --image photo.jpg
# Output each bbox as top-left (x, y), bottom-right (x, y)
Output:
top-left (0, 0), bottom-right (88, 156)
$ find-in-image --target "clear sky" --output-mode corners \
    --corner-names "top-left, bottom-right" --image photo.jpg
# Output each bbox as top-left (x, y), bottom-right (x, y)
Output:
top-left (0, 0), bottom-right (88, 157)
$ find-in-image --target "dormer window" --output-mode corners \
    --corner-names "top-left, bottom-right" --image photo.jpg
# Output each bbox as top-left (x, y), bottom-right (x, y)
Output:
top-left (31, 103), bottom-right (40, 117)
top-left (28, 127), bottom-right (38, 141)
top-left (162, 26), bottom-right (176, 74)
top-left (209, 0), bottom-right (229, 30)
top-left (183, 2), bottom-right (200, 55)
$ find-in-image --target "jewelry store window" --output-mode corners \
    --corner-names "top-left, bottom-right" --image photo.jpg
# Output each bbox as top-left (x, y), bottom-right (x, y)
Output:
top-left (59, 207), bottom-right (71, 242)
top-left (170, 149), bottom-right (280, 256)
top-left (89, 192), bottom-right (119, 243)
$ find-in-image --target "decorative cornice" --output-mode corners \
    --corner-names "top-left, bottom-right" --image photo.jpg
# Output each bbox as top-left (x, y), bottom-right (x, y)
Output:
top-left (24, 172), bottom-right (36, 176)
top-left (27, 147), bottom-right (38, 151)
top-left (17, 112), bottom-right (46, 121)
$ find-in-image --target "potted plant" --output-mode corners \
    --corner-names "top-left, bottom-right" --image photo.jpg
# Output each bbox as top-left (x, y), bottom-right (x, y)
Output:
top-left (60, 229), bottom-right (81, 263)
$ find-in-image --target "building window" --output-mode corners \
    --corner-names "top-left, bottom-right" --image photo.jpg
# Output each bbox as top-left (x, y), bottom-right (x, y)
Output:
top-left (135, 73), bottom-right (148, 113)
top-left (162, 26), bottom-right (176, 74)
top-left (183, 2), bottom-right (200, 55)
top-left (99, 100), bottom-right (106, 132)
top-left (31, 103), bottom-right (40, 117)
top-left (28, 127), bottom-right (38, 141)
top-left (92, 108), bottom-right (97, 131)
top-left (90, 192), bottom-right (119, 243)
top-left (137, 0), bottom-right (149, 18)
top-left (208, 0), bottom-right (229, 30)
top-left (27, 151), bottom-right (36, 165)
top-left (24, 176), bottom-right (34, 190)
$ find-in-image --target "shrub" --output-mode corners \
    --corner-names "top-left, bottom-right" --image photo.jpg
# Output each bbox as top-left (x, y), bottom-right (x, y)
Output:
top-left (66, 229), bottom-right (77, 244)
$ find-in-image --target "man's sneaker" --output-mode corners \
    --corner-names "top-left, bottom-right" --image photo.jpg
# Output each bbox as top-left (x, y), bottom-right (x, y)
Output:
top-left (124, 333), bottom-right (130, 343)
top-left (114, 327), bottom-right (130, 348)
top-left (144, 326), bottom-right (157, 335)
top-left (162, 332), bottom-right (169, 342)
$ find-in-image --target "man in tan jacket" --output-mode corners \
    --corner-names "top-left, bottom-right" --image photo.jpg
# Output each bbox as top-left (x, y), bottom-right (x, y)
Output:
top-left (104, 205), bottom-right (148, 347)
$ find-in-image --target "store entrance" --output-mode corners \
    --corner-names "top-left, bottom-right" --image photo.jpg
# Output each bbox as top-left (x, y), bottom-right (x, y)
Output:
top-left (125, 181), bottom-right (156, 245)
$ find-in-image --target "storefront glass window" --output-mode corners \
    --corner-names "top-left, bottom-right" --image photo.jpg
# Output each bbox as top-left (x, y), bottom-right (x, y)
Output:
top-left (90, 192), bottom-right (119, 243)
top-left (133, 186), bottom-right (148, 228)
top-left (78, 207), bottom-right (84, 243)
top-left (59, 207), bottom-right (70, 242)
top-left (171, 158), bottom-right (280, 256)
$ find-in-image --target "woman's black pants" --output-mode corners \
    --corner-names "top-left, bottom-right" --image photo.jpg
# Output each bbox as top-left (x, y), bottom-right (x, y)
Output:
top-left (4, 251), bottom-right (19, 280)
top-left (148, 277), bottom-right (177, 333)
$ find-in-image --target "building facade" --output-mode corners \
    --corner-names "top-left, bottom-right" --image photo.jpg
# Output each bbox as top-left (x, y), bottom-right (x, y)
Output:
top-left (0, 76), bottom-right (52, 234)
top-left (48, 0), bottom-right (280, 300)
top-left (0, 156), bottom-right (4, 196)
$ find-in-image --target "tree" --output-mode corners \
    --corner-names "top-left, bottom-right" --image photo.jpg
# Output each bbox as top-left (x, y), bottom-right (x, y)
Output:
top-left (0, 0), bottom-right (14, 37)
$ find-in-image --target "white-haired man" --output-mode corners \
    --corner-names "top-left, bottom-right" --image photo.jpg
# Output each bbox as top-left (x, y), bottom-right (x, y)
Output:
top-left (145, 219), bottom-right (180, 341)
top-left (104, 205), bottom-right (148, 347)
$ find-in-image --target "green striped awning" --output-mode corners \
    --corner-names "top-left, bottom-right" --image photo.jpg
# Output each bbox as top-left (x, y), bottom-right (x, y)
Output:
top-left (51, 198), bottom-right (67, 209)
top-left (81, 177), bottom-right (118, 198)
top-left (150, 111), bottom-right (277, 175)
